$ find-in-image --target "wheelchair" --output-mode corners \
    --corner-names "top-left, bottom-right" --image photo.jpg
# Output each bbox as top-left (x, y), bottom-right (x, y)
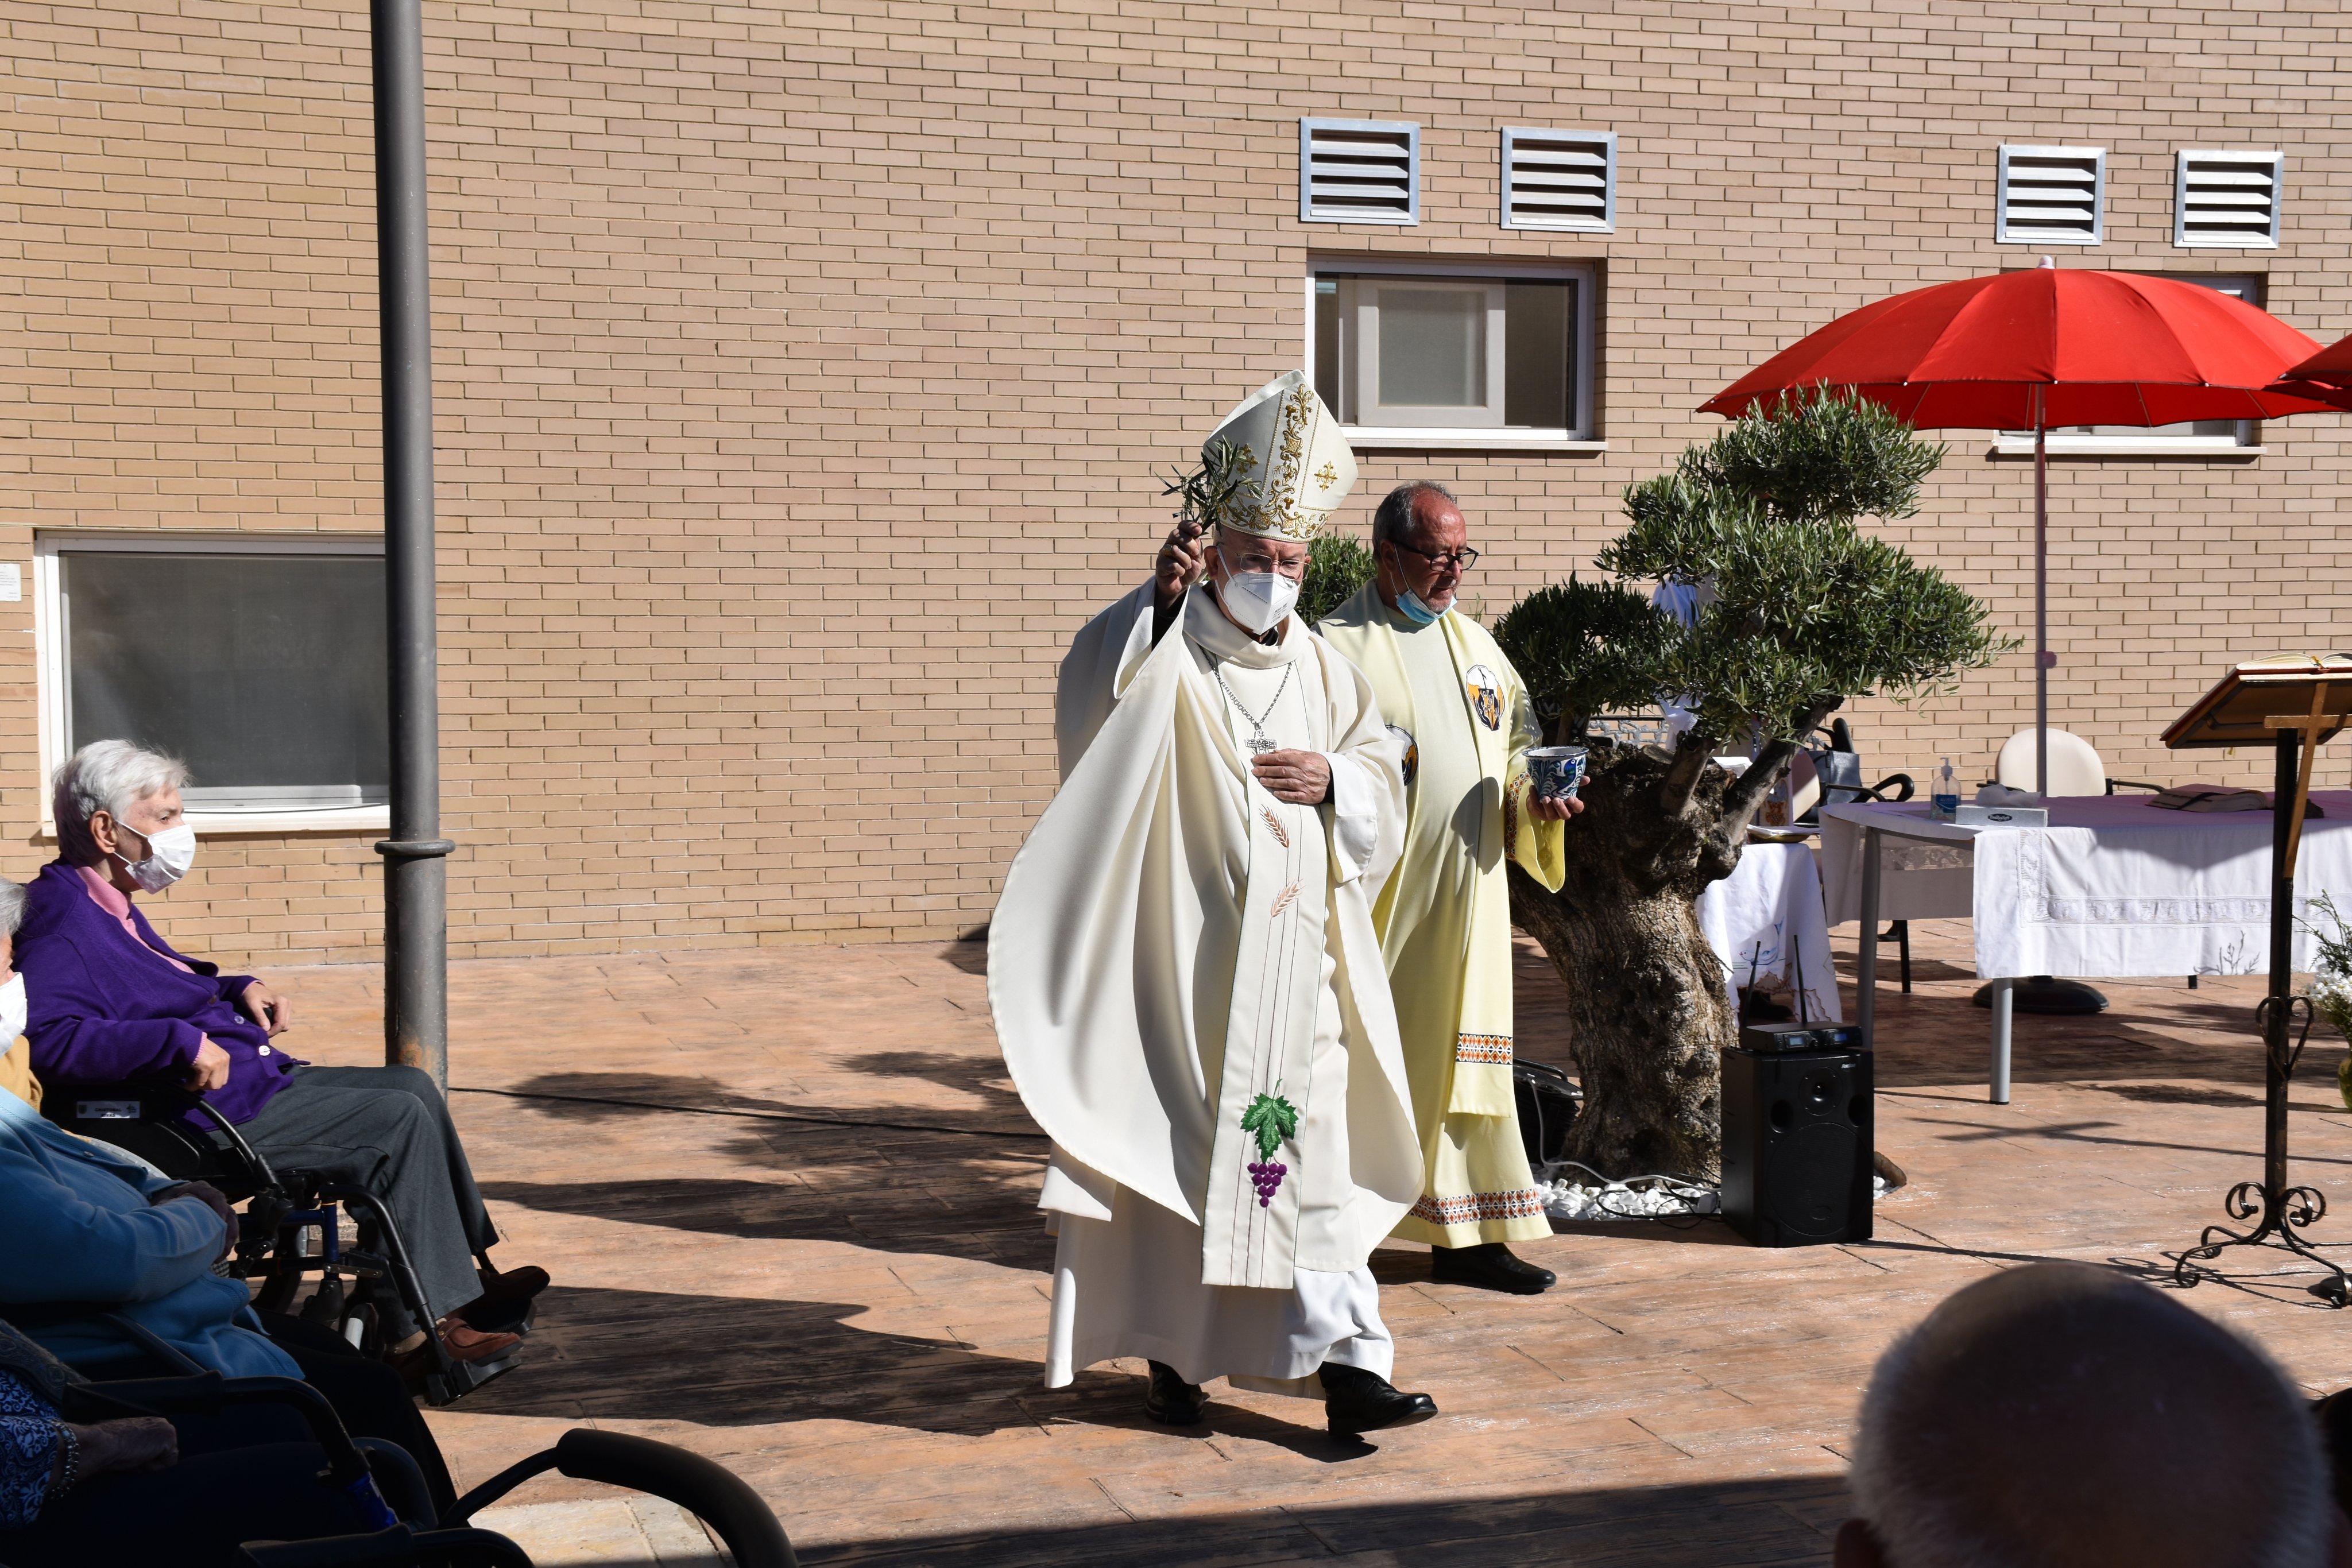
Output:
top-left (0, 1310), bottom-right (795, 1568)
top-left (42, 1082), bottom-right (517, 1407)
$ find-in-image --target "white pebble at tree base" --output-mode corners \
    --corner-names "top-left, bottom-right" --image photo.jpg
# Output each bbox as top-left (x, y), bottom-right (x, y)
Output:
top-left (1534, 1164), bottom-right (1891, 1222)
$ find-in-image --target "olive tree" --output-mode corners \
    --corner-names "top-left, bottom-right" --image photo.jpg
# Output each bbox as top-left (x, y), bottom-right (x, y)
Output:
top-left (1494, 392), bottom-right (2006, 1178)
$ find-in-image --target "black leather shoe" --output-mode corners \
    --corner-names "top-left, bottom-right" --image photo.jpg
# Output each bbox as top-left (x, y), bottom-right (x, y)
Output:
top-left (1430, 1242), bottom-right (1556, 1295)
top-left (1321, 1363), bottom-right (1438, 1438)
top-left (1144, 1360), bottom-right (1208, 1426)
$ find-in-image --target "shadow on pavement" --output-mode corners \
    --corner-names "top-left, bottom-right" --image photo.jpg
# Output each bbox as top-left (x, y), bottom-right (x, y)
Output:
top-left (795, 1473), bottom-right (1849, 1566)
top-left (457, 1286), bottom-right (1049, 1435)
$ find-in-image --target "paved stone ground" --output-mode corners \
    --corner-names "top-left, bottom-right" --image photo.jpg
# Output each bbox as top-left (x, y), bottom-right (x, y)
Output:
top-left (272, 921), bottom-right (2352, 1566)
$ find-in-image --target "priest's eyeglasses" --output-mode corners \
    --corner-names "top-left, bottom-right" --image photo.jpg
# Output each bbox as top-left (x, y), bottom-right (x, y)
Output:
top-left (1395, 542), bottom-right (1480, 572)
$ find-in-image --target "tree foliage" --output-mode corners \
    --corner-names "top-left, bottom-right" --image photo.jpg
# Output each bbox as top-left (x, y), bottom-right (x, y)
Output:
top-left (1498, 389), bottom-right (2010, 749)
top-left (1490, 576), bottom-right (1673, 737)
top-left (1300, 532), bottom-right (1376, 625)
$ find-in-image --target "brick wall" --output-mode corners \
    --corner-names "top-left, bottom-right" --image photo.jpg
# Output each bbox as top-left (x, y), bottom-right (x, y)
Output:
top-left (3, 0), bottom-right (2349, 965)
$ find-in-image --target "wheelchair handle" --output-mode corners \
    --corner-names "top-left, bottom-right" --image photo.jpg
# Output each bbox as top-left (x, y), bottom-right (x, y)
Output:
top-left (447, 1428), bottom-right (795, 1568)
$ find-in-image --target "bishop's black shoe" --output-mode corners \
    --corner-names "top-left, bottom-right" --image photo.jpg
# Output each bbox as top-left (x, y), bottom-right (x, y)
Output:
top-left (1144, 1360), bottom-right (1208, 1426)
top-left (1320, 1362), bottom-right (1438, 1438)
top-left (1430, 1242), bottom-right (1557, 1295)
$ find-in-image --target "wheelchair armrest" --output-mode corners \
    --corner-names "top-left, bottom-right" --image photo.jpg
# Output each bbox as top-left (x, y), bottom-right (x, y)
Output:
top-left (65, 1372), bottom-right (375, 1492)
top-left (239, 1525), bottom-right (532, 1568)
top-left (2105, 777), bottom-right (2165, 794)
top-left (447, 1429), bottom-right (796, 1568)
top-left (1863, 773), bottom-right (1915, 803)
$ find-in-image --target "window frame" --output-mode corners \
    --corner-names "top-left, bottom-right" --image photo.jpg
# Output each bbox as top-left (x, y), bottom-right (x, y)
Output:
top-left (1499, 126), bottom-right (1618, 234)
top-left (1298, 118), bottom-right (1421, 227)
top-left (1344, 277), bottom-right (1508, 428)
top-left (1995, 144), bottom-right (2107, 246)
top-left (1303, 257), bottom-right (1603, 452)
top-left (34, 532), bottom-right (392, 836)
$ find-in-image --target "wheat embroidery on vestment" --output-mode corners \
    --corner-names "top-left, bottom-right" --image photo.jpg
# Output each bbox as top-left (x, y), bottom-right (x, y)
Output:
top-left (1260, 807), bottom-right (1290, 847)
top-left (1269, 882), bottom-right (1299, 918)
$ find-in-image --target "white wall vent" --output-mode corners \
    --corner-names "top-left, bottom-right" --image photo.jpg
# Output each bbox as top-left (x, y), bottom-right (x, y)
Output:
top-left (2175, 150), bottom-right (2283, 248)
top-left (1995, 145), bottom-right (2105, 245)
top-left (1500, 127), bottom-right (1616, 233)
top-left (1299, 119), bottom-right (1419, 225)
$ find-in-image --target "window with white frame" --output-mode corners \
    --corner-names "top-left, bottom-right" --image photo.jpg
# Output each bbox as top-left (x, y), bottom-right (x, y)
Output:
top-left (1312, 261), bottom-right (1595, 446)
top-left (1298, 119), bottom-right (1419, 225)
top-left (1999, 274), bottom-right (2264, 453)
top-left (37, 536), bottom-right (389, 817)
top-left (2175, 150), bottom-right (2283, 248)
top-left (1995, 145), bottom-right (2105, 245)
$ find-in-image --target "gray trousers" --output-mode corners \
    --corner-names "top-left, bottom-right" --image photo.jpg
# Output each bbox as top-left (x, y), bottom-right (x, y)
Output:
top-left (232, 1065), bottom-right (497, 1339)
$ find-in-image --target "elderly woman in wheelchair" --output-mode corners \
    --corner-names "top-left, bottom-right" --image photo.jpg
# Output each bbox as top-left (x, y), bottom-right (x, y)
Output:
top-left (17, 741), bottom-right (548, 1391)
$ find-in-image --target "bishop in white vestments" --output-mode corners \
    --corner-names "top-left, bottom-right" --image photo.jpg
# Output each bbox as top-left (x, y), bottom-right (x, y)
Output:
top-left (989, 373), bottom-right (1436, 1437)
top-left (1320, 481), bottom-right (1577, 1295)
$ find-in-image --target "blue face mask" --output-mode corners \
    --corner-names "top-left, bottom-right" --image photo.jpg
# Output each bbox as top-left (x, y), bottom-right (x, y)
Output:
top-left (1397, 587), bottom-right (1448, 625)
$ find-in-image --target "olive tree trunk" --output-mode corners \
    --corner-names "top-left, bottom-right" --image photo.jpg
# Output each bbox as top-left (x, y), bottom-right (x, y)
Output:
top-left (1509, 719), bottom-right (1831, 1179)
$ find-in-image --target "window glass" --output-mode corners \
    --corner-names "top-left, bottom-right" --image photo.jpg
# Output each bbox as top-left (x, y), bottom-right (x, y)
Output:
top-left (1312, 268), bottom-right (1590, 438)
top-left (1504, 279), bottom-right (1573, 428)
top-left (1377, 287), bottom-right (1488, 408)
top-left (63, 551), bottom-right (389, 810)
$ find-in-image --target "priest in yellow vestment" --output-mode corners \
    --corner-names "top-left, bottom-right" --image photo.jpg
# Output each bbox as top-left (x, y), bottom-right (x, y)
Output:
top-left (1319, 481), bottom-right (1576, 1295)
top-left (991, 373), bottom-right (1437, 1438)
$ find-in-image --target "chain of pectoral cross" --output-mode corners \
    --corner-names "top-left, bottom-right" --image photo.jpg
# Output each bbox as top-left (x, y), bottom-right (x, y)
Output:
top-left (1214, 662), bottom-right (1294, 756)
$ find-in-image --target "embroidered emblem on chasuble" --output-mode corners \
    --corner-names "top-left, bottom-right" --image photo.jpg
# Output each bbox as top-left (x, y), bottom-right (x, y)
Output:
top-left (1465, 664), bottom-right (1503, 731)
top-left (1199, 783), bottom-right (1331, 1288)
top-left (1387, 725), bottom-right (1419, 789)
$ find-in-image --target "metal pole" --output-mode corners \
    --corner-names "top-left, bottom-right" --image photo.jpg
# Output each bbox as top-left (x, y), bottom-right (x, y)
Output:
top-left (369, 0), bottom-right (452, 1090)
top-left (2266, 729), bottom-right (2296, 1203)
top-left (2033, 384), bottom-right (2049, 800)
top-left (1856, 826), bottom-right (1879, 1047)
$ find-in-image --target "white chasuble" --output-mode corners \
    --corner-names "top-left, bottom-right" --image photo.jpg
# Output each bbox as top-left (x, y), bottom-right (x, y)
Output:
top-left (1318, 583), bottom-right (1567, 1248)
top-left (991, 582), bottom-right (1420, 1391)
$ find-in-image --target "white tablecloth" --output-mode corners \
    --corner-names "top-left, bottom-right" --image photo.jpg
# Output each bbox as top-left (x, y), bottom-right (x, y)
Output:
top-left (1819, 793), bottom-right (2352, 979)
top-left (1696, 839), bottom-right (1843, 1023)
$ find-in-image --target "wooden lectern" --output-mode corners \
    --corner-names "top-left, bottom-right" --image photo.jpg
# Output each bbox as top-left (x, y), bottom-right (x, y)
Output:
top-left (2161, 655), bottom-right (2352, 1304)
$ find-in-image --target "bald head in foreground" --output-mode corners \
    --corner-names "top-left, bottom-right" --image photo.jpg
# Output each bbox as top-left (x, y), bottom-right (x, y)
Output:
top-left (1839, 1263), bottom-right (2350, 1568)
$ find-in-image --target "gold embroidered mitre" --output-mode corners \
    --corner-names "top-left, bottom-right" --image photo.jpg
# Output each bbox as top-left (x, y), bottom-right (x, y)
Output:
top-left (1202, 370), bottom-right (1358, 541)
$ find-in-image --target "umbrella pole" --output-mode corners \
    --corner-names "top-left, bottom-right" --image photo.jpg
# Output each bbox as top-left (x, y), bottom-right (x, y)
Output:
top-left (2034, 385), bottom-right (2048, 799)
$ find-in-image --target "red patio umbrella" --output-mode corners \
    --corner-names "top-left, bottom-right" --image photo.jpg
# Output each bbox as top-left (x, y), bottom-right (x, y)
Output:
top-left (1704, 260), bottom-right (2332, 795)
top-left (2268, 330), bottom-right (2352, 409)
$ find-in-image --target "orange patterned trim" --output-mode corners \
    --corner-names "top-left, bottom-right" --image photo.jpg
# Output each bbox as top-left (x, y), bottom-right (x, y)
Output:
top-left (1456, 1033), bottom-right (1512, 1066)
top-left (1410, 1188), bottom-right (1546, 1225)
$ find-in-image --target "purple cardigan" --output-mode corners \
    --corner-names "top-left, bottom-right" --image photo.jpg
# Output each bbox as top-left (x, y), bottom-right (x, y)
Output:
top-left (18, 860), bottom-right (302, 1126)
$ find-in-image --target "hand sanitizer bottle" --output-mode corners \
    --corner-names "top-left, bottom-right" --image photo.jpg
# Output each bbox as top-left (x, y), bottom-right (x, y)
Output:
top-left (1932, 757), bottom-right (1960, 822)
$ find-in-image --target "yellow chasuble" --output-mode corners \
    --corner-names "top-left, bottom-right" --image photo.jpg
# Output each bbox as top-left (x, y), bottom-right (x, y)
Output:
top-left (1318, 581), bottom-right (1566, 1246)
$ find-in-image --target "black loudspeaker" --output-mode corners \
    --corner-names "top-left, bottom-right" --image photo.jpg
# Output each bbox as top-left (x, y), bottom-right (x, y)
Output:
top-left (1720, 1046), bottom-right (1873, 1246)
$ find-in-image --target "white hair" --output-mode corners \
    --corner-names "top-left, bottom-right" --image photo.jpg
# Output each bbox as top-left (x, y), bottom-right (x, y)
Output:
top-left (53, 740), bottom-right (189, 868)
top-left (1850, 1265), bottom-right (2334, 1568)
top-left (0, 880), bottom-right (24, 937)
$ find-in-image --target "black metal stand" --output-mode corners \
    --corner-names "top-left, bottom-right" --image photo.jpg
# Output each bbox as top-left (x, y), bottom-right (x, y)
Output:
top-left (2174, 729), bottom-right (2350, 1306)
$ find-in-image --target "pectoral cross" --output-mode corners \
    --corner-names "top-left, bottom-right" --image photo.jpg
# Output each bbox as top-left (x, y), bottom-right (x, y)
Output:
top-left (1247, 735), bottom-right (1276, 756)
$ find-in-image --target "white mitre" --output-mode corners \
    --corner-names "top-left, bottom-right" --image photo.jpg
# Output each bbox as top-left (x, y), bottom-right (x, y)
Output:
top-left (1204, 370), bottom-right (1359, 541)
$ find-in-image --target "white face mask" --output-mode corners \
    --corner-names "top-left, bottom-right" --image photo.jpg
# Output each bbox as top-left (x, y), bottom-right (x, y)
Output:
top-left (0, 974), bottom-right (25, 1047)
top-left (118, 821), bottom-right (198, 893)
top-left (1218, 570), bottom-right (1300, 637)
